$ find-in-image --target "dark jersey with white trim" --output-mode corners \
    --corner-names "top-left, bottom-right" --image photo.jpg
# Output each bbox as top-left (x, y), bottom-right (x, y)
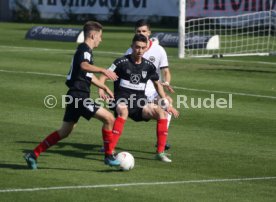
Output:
top-left (65, 43), bottom-right (94, 98)
top-left (108, 54), bottom-right (159, 101)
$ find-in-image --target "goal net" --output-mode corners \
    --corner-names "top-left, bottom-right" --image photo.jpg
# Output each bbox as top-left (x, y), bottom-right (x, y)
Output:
top-left (179, 0), bottom-right (276, 58)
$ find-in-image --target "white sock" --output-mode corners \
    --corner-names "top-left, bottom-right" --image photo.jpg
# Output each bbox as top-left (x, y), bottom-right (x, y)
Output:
top-left (167, 113), bottom-right (172, 129)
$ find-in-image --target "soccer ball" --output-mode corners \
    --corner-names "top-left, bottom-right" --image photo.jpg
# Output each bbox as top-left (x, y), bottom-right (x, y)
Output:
top-left (116, 152), bottom-right (135, 171)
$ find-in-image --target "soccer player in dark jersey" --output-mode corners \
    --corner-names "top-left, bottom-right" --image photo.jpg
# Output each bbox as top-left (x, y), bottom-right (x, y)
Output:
top-left (99, 34), bottom-right (179, 162)
top-left (24, 21), bottom-right (120, 169)
top-left (126, 19), bottom-right (175, 151)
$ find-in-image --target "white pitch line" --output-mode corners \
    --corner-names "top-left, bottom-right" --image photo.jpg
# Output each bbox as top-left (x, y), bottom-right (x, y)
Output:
top-left (0, 45), bottom-right (123, 56)
top-left (173, 86), bottom-right (276, 99)
top-left (0, 45), bottom-right (73, 53)
top-left (0, 176), bottom-right (275, 193)
top-left (1, 45), bottom-right (276, 65)
top-left (0, 69), bottom-right (65, 78)
top-left (189, 58), bottom-right (276, 66)
top-left (0, 69), bottom-right (275, 100)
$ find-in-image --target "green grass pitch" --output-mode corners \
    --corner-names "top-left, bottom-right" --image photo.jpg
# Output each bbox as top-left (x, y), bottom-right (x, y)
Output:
top-left (0, 22), bottom-right (275, 202)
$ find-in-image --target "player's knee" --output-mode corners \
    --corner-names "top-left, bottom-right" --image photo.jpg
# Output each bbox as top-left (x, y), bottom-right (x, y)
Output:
top-left (154, 106), bottom-right (166, 119)
top-left (57, 128), bottom-right (71, 139)
top-left (120, 109), bottom-right (129, 119)
top-left (104, 114), bottom-right (115, 126)
top-left (116, 104), bottom-right (129, 118)
top-left (57, 123), bottom-right (75, 139)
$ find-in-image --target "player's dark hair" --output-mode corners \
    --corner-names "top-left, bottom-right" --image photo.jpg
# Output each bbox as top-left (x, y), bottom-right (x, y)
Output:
top-left (83, 21), bottom-right (103, 39)
top-left (135, 19), bottom-right (151, 30)
top-left (132, 34), bottom-right (148, 44)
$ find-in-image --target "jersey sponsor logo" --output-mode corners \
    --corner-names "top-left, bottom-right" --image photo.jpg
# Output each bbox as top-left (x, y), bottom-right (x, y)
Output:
top-left (84, 52), bottom-right (91, 61)
top-left (149, 56), bottom-right (156, 63)
top-left (130, 74), bottom-right (141, 84)
top-left (142, 71), bottom-right (147, 78)
top-left (120, 79), bottom-right (145, 91)
top-left (108, 64), bottom-right (117, 71)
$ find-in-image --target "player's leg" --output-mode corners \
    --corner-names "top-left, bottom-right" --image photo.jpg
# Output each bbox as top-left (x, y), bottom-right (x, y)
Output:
top-left (148, 88), bottom-right (172, 150)
top-left (142, 103), bottom-right (172, 163)
top-left (109, 102), bottom-right (128, 151)
top-left (164, 95), bottom-right (173, 150)
top-left (24, 98), bottom-right (82, 169)
top-left (31, 101), bottom-right (80, 159)
top-left (98, 102), bottom-right (128, 153)
top-left (93, 107), bottom-right (120, 166)
top-left (165, 95), bottom-right (173, 128)
top-left (36, 121), bottom-right (75, 157)
top-left (24, 122), bottom-right (75, 169)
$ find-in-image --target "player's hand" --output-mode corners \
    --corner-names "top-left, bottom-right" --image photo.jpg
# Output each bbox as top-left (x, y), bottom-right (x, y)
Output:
top-left (161, 82), bottom-right (175, 93)
top-left (167, 106), bottom-right (179, 118)
top-left (98, 88), bottom-right (110, 100)
top-left (102, 69), bottom-right (118, 81)
top-left (104, 87), bottom-right (114, 100)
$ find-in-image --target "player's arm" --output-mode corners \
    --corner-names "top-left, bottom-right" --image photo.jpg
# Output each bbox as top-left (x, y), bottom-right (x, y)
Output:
top-left (162, 67), bottom-right (171, 84)
top-left (98, 74), bottom-right (110, 100)
top-left (91, 74), bottom-right (114, 99)
top-left (98, 62), bottom-right (117, 100)
top-left (161, 67), bottom-right (174, 93)
top-left (159, 46), bottom-right (175, 93)
top-left (153, 80), bottom-right (179, 118)
top-left (153, 80), bottom-right (167, 100)
top-left (81, 61), bottom-right (118, 81)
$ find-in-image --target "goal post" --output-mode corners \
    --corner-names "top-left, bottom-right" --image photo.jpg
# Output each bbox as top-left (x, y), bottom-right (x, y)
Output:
top-left (178, 0), bottom-right (186, 58)
top-left (178, 0), bottom-right (276, 58)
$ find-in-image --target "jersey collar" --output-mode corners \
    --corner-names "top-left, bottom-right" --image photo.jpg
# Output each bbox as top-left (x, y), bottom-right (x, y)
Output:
top-left (147, 40), bottom-right (153, 50)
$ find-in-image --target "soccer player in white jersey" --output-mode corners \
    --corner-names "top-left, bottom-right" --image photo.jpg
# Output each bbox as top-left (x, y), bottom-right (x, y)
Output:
top-left (125, 19), bottom-right (175, 150)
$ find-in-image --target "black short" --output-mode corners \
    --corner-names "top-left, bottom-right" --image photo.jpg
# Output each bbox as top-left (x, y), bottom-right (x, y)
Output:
top-left (109, 99), bottom-right (150, 122)
top-left (128, 106), bottom-right (150, 122)
top-left (63, 97), bottom-right (100, 123)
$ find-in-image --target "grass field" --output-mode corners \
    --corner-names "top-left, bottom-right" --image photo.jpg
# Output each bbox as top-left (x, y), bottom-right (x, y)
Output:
top-left (0, 22), bottom-right (276, 202)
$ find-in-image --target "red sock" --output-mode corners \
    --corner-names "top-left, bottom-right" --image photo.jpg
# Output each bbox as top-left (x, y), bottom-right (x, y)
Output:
top-left (157, 119), bottom-right (168, 153)
top-left (111, 117), bottom-right (126, 151)
top-left (33, 131), bottom-right (61, 158)
top-left (102, 128), bottom-right (113, 155)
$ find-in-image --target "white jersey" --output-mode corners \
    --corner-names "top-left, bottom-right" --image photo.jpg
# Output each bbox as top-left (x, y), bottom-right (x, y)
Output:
top-left (125, 40), bottom-right (169, 101)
